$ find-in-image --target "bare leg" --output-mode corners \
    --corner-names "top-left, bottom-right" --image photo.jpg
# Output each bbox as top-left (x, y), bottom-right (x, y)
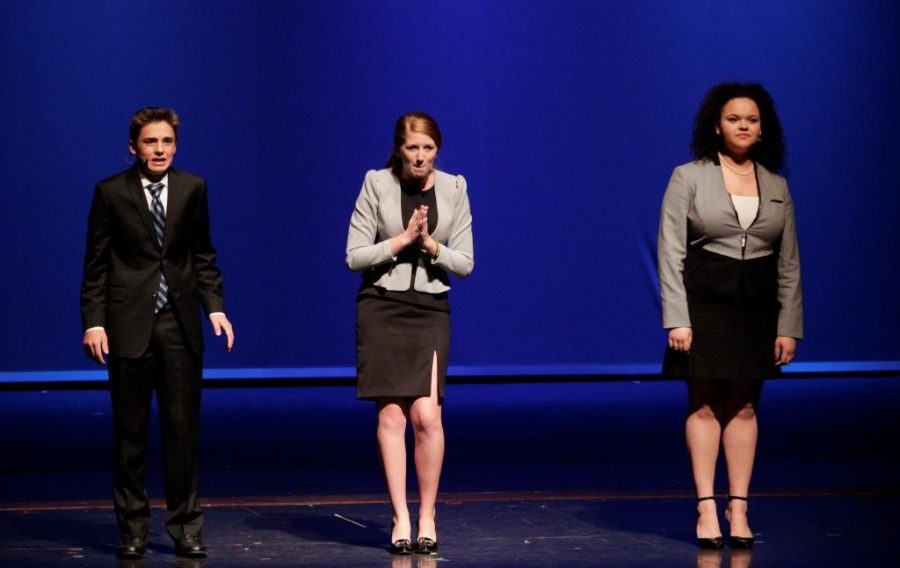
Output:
top-left (722, 402), bottom-right (757, 538)
top-left (687, 405), bottom-right (723, 539)
top-left (410, 352), bottom-right (444, 542)
top-left (377, 399), bottom-right (411, 542)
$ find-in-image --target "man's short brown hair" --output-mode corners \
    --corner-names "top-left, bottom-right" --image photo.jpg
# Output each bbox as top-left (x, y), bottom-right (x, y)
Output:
top-left (129, 107), bottom-right (180, 143)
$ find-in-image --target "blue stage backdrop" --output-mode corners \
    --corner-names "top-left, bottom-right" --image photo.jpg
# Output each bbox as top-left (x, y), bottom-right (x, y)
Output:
top-left (2, 1), bottom-right (898, 381)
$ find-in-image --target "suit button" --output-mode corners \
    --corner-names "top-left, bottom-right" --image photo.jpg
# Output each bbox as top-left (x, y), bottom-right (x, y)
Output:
top-left (152, 292), bottom-right (158, 298)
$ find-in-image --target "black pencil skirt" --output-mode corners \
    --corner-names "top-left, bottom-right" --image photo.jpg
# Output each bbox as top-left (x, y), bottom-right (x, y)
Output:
top-left (355, 290), bottom-right (449, 402)
top-left (663, 248), bottom-right (780, 380)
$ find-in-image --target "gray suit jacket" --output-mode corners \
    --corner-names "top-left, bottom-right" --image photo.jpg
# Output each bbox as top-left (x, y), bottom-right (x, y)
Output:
top-left (658, 159), bottom-right (803, 338)
top-left (346, 168), bottom-right (474, 293)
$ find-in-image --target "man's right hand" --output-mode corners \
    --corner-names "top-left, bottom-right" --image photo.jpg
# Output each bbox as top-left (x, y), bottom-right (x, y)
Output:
top-left (83, 329), bottom-right (109, 365)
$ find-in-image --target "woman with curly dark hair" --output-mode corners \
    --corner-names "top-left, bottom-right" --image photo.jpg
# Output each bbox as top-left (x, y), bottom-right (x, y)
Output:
top-left (657, 83), bottom-right (803, 549)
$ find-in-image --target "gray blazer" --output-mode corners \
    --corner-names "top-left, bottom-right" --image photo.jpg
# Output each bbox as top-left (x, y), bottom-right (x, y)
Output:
top-left (658, 159), bottom-right (803, 338)
top-left (346, 168), bottom-right (474, 293)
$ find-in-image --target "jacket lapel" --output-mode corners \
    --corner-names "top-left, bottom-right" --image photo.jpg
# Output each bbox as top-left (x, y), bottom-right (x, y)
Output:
top-left (126, 166), bottom-right (159, 249)
top-left (163, 169), bottom-right (188, 253)
top-left (432, 170), bottom-right (450, 240)
top-left (755, 164), bottom-right (778, 216)
top-left (380, 170), bottom-right (404, 237)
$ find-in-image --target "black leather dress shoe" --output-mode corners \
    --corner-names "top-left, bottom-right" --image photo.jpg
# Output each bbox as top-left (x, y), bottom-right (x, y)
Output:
top-left (116, 535), bottom-right (147, 559)
top-left (175, 534), bottom-right (208, 558)
top-left (414, 537), bottom-right (438, 555)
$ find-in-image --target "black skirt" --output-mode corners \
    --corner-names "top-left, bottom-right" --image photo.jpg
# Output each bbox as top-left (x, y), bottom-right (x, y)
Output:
top-left (355, 285), bottom-right (449, 401)
top-left (663, 247), bottom-right (780, 380)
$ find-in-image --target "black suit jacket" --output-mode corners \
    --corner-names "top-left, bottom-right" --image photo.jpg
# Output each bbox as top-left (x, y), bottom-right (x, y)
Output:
top-left (80, 165), bottom-right (225, 357)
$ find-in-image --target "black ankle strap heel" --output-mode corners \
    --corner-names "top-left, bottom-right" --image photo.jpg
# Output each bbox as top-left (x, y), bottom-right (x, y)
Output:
top-left (727, 496), bottom-right (755, 549)
top-left (696, 496), bottom-right (724, 549)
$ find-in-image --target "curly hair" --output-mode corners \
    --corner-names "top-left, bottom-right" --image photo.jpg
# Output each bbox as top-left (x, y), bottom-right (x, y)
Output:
top-left (690, 83), bottom-right (786, 173)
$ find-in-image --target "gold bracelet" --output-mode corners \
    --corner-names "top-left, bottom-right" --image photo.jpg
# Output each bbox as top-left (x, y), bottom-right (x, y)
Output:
top-left (433, 242), bottom-right (441, 259)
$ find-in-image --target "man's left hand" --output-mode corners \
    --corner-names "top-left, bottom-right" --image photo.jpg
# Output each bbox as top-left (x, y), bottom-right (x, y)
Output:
top-left (209, 313), bottom-right (234, 352)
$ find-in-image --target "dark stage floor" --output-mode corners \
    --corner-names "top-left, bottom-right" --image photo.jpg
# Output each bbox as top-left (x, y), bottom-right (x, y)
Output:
top-left (1, 378), bottom-right (898, 566)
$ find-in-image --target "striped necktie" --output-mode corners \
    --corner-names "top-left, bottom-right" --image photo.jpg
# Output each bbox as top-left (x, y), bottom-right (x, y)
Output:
top-left (148, 183), bottom-right (169, 313)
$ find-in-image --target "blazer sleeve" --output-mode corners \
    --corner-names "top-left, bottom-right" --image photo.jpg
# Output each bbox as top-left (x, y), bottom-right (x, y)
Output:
top-left (657, 167), bottom-right (692, 329)
top-left (80, 184), bottom-right (112, 330)
top-left (776, 184), bottom-right (803, 338)
top-left (346, 170), bottom-right (396, 271)
top-left (429, 174), bottom-right (474, 277)
top-left (190, 180), bottom-right (226, 314)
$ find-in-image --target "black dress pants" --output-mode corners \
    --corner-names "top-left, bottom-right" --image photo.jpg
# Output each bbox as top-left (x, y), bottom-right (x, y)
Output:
top-left (108, 309), bottom-right (203, 541)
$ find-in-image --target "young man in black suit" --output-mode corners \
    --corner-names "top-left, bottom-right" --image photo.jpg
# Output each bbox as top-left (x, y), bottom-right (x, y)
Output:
top-left (81, 107), bottom-right (234, 559)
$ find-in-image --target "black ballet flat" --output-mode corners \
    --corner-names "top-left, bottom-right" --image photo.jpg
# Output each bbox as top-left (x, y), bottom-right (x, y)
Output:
top-left (414, 536), bottom-right (438, 555)
top-left (696, 496), bottom-right (724, 550)
top-left (389, 538), bottom-right (413, 555)
top-left (727, 496), bottom-right (755, 549)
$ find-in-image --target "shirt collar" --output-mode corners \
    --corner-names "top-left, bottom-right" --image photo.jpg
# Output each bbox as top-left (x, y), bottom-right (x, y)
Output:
top-left (140, 173), bottom-right (169, 190)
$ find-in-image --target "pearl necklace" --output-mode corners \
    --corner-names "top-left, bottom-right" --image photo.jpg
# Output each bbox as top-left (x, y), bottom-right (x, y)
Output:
top-left (718, 153), bottom-right (754, 176)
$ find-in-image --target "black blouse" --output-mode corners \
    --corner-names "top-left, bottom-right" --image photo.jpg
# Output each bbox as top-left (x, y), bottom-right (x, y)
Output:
top-left (358, 184), bottom-right (449, 311)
